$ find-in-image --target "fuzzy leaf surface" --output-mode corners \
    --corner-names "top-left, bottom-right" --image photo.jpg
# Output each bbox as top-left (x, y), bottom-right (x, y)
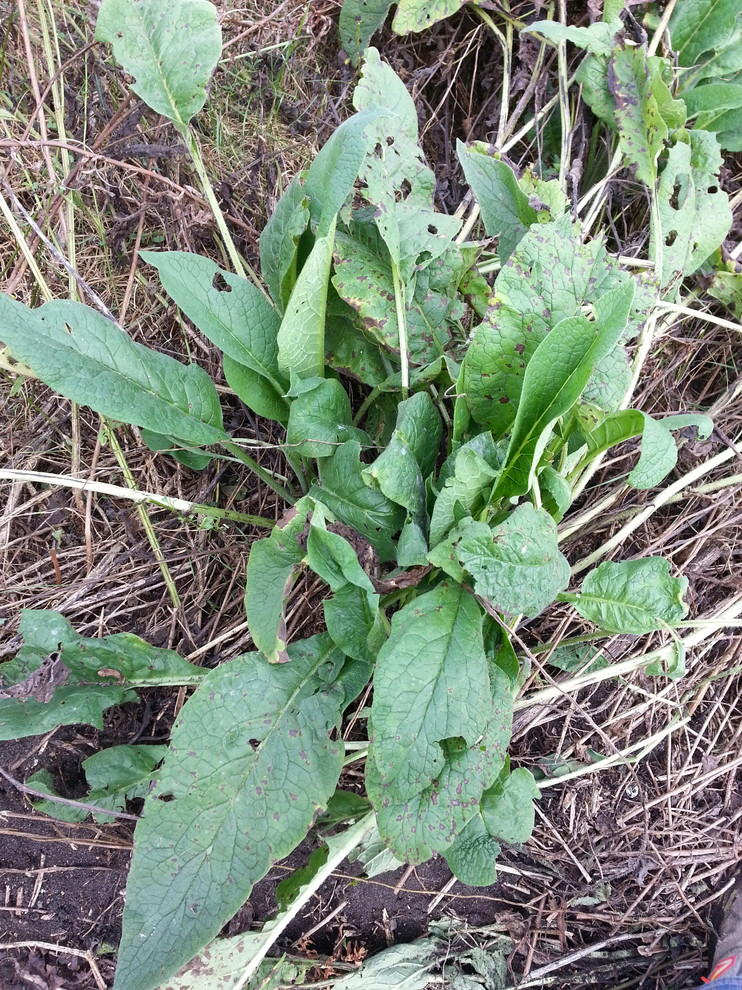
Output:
top-left (564, 557), bottom-right (688, 634)
top-left (142, 252), bottom-right (286, 393)
top-left (114, 636), bottom-right (346, 990)
top-left (286, 378), bottom-right (366, 458)
top-left (95, 0), bottom-right (221, 127)
top-left (668, 0), bottom-right (741, 69)
top-left (0, 298), bottom-right (225, 447)
top-left (456, 504), bottom-right (570, 617)
top-left (480, 767), bottom-right (540, 844)
top-left (442, 813), bottom-right (499, 887)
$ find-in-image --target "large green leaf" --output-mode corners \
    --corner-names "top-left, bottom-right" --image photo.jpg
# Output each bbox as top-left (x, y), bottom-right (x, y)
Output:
top-left (259, 177), bottom-right (310, 313)
top-left (494, 281), bottom-right (634, 497)
top-left (222, 356), bottom-right (290, 424)
top-left (430, 434), bottom-right (502, 546)
top-left (608, 46), bottom-right (667, 187)
top-left (324, 583), bottom-right (384, 665)
top-left (95, 0), bottom-right (221, 128)
top-left (0, 297), bottom-right (225, 448)
top-left (480, 766), bottom-right (540, 844)
top-left (310, 442), bottom-right (405, 562)
top-left (652, 130), bottom-right (732, 288)
top-left (668, 0), bottom-right (741, 69)
top-left (306, 523), bottom-right (376, 594)
top-left (457, 142), bottom-right (537, 261)
top-left (277, 224), bottom-right (336, 381)
top-left (114, 636), bottom-right (346, 990)
top-left (142, 252), bottom-right (286, 394)
top-left (442, 813), bottom-right (500, 887)
top-left (560, 557), bottom-right (688, 634)
top-left (339, 0), bottom-right (394, 64)
top-left (524, 19), bottom-right (621, 56)
top-left (286, 378), bottom-right (366, 458)
top-left (244, 500), bottom-right (312, 662)
top-left (455, 504), bottom-right (570, 617)
top-left (370, 583), bottom-right (494, 797)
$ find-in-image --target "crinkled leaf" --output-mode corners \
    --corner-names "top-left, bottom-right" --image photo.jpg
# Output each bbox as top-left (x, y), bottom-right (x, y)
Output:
top-left (495, 281), bottom-right (634, 497)
top-left (259, 177), bottom-right (311, 313)
top-left (538, 465), bottom-right (572, 522)
top-left (349, 820), bottom-right (406, 878)
top-left (563, 557), bottom-right (688, 634)
top-left (456, 504), bottom-right (570, 617)
top-left (608, 45), bottom-right (667, 187)
top-left (576, 54), bottom-right (614, 126)
top-left (310, 442), bottom-right (404, 563)
top-left (392, 0), bottom-right (466, 35)
top-left (653, 130), bottom-right (732, 289)
top-left (582, 343), bottom-right (632, 413)
top-left (277, 223), bottom-right (336, 381)
top-left (286, 378), bottom-right (366, 458)
top-left (457, 141), bottom-right (537, 262)
top-left (369, 582), bottom-right (493, 797)
top-left (244, 500), bottom-right (312, 662)
top-left (668, 0), bottom-right (741, 69)
top-left (333, 939), bottom-right (438, 990)
top-left (443, 812), bottom-right (500, 887)
top-left (326, 315), bottom-right (389, 386)
top-left (339, 0), bottom-right (393, 64)
top-left (708, 269), bottom-right (742, 317)
top-left (0, 297), bottom-right (225, 447)
top-left (142, 252), bottom-right (286, 394)
top-left (430, 434), bottom-right (502, 546)
top-left (95, 0), bottom-right (221, 127)
top-left (115, 636), bottom-right (346, 990)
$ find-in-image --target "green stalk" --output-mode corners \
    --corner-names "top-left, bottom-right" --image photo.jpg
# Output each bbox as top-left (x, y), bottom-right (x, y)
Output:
top-left (222, 440), bottom-right (297, 504)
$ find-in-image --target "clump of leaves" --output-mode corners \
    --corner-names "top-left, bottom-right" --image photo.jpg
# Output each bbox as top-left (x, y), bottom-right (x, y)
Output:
top-left (0, 1), bottom-right (731, 988)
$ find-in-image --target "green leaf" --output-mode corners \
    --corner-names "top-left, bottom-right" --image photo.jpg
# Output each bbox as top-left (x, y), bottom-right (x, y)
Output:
top-left (259, 177), bottom-right (311, 313)
top-left (547, 643), bottom-right (609, 674)
top-left (320, 789), bottom-right (373, 826)
top-left (668, 0), bottom-right (741, 69)
top-left (324, 584), bottom-right (384, 664)
top-left (586, 409), bottom-right (713, 489)
top-left (222, 356), bottom-right (289, 424)
top-left (392, 0), bottom-right (466, 35)
top-left (608, 46), bottom-right (667, 186)
top-left (286, 378), bottom-right (366, 458)
top-left (304, 111), bottom-right (385, 237)
top-left (310, 442), bottom-right (405, 563)
top-left (430, 434), bottom-right (502, 546)
top-left (275, 845), bottom-right (329, 912)
top-left (95, 0), bottom-right (221, 128)
top-left (363, 392), bottom-right (441, 530)
top-left (307, 523), bottom-right (376, 593)
top-left (277, 222), bottom-right (336, 381)
top-left (495, 281), bottom-right (635, 497)
top-left (653, 130), bottom-right (732, 288)
top-left (27, 769), bottom-right (89, 823)
top-left (562, 557), bottom-right (688, 634)
top-left (576, 54), bottom-right (615, 127)
top-left (333, 939), bottom-right (438, 990)
top-left (0, 611), bottom-right (201, 742)
top-left (115, 636), bottom-right (346, 990)
top-left (325, 315), bottom-right (389, 386)
top-left (339, 0), bottom-right (393, 64)
top-left (457, 142), bottom-right (537, 262)
top-left (369, 583), bottom-right (493, 797)
top-left (443, 813), bottom-right (500, 887)
top-left (708, 269), bottom-right (742, 317)
top-left (538, 465), bottom-right (572, 522)
top-left (480, 766), bottom-right (540, 844)
top-left (143, 252), bottom-right (286, 395)
top-left (0, 297), bottom-right (226, 448)
top-left (524, 19), bottom-right (621, 56)
top-left (367, 582), bottom-right (512, 862)
top-left (244, 500), bottom-right (312, 662)
top-left (456, 504), bottom-right (570, 617)
top-left (32, 745), bottom-right (168, 824)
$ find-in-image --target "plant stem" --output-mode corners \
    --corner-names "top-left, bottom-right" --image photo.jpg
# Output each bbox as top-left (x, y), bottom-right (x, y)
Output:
top-left (0, 468), bottom-right (275, 527)
top-left (179, 124), bottom-right (266, 295)
top-left (222, 440), bottom-right (297, 504)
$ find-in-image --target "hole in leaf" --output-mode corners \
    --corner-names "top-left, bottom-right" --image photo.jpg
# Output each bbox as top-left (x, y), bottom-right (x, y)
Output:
top-left (665, 229), bottom-right (678, 247)
top-left (427, 224), bottom-right (438, 235)
top-left (373, 143), bottom-right (383, 158)
top-left (212, 272), bottom-right (232, 292)
top-left (669, 181), bottom-right (682, 211)
top-left (708, 185), bottom-right (718, 194)
top-left (386, 135), bottom-right (394, 146)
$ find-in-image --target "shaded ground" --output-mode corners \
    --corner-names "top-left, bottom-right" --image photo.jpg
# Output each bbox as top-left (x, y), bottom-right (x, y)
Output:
top-left (1, 1), bottom-right (741, 989)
